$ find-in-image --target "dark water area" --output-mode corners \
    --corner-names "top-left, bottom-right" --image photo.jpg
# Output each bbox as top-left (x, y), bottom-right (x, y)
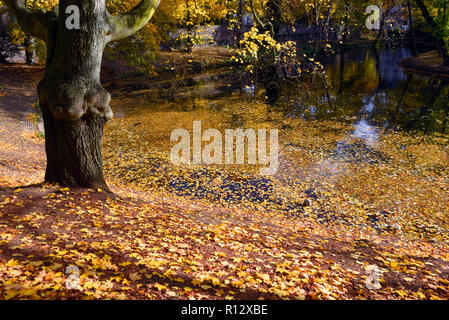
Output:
top-left (274, 47), bottom-right (449, 135)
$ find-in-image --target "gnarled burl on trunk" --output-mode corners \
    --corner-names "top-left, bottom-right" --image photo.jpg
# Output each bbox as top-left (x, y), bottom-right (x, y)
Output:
top-left (4, 0), bottom-right (161, 191)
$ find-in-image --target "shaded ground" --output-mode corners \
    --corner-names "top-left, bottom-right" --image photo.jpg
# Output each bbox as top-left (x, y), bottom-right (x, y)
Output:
top-left (0, 63), bottom-right (449, 300)
top-left (0, 64), bottom-right (45, 186)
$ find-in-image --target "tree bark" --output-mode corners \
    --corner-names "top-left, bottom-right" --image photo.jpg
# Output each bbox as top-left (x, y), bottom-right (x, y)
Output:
top-left (5, 0), bottom-right (160, 191)
top-left (36, 0), bottom-right (112, 190)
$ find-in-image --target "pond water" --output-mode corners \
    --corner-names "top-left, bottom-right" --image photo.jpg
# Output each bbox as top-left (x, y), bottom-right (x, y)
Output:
top-left (104, 47), bottom-right (449, 238)
top-left (110, 47), bottom-right (449, 136)
top-left (275, 47), bottom-right (449, 135)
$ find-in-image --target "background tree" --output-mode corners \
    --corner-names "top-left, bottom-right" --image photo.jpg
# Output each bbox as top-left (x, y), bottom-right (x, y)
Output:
top-left (415, 0), bottom-right (449, 64)
top-left (1, 0), bottom-right (174, 71)
top-left (0, 3), bottom-right (21, 62)
top-left (105, 0), bottom-right (178, 74)
top-left (171, 0), bottom-right (225, 52)
top-left (3, 0), bottom-right (161, 191)
top-left (0, 0), bottom-right (57, 64)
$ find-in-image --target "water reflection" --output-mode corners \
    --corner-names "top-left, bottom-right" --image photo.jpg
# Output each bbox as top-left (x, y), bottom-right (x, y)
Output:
top-left (352, 119), bottom-right (379, 146)
top-left (105, 47), bottom-right (449, 231)
top-left (274, 48), bottom-right (449, 135)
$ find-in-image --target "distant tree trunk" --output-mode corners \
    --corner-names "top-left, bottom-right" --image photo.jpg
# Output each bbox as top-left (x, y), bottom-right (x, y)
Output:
top-left (441, 0), bottom-right (449, 64)
top-left (185, 0), bottom-right (193, 53)
top-left (24, 36), bottom-right (33, 64)
top-left (407, 0), bottom-right (418, 55)
top-left (237, 0), bottom-right (244, 47)
top-left (0, 38), bottom-right (7, 63)
top-left (0, 18), bottom-right (8, 63)
top-left (325, 0), bottom-right (333, 42)
top-left (337, 1), bottom-right (349, 45)
top-left (266, 0), bottom-right (282, 40)
top-left (0, 52), bottom-right (7, 63)
top-left (415, 0), bottom-right (449, 65)
top-left (5, 0), bottom-right (160, 190)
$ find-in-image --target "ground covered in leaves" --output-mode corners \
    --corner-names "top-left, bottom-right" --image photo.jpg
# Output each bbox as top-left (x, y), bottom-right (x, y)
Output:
top-left (1, 63), bottom-right (449, 300)
top-left (1, 185), bottom-right (448, 300)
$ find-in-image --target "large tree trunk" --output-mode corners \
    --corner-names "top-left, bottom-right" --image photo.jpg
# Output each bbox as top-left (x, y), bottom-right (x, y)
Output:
top-left (5, 0), bottom-right (160, 191)
top-left (41, 108), bottom-right (108, 190)
top-left (37, 0), bottom-right (112, 191)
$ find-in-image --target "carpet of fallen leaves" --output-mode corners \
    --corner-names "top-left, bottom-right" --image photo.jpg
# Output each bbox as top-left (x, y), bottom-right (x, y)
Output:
top-left (1, 64), bottom-right (449, 300)
top-left (1, 185), bottom-right (448, 300)
top-left (104, 94), bottom-right (449, 244)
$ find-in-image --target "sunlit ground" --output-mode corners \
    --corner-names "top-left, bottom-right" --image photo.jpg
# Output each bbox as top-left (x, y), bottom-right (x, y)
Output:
top-left (104, 93), bottom-right (449, 245)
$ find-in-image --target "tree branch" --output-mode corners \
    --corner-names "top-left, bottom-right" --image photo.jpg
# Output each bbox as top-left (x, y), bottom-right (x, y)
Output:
top-left (3, 0), bottom-right (50, 41)
top-left (106, 0), bottom-right (161, 42)
top-left (249, 0), bottom-right (266, 29)
top-left (249, 0), bottom-right (274, 36)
